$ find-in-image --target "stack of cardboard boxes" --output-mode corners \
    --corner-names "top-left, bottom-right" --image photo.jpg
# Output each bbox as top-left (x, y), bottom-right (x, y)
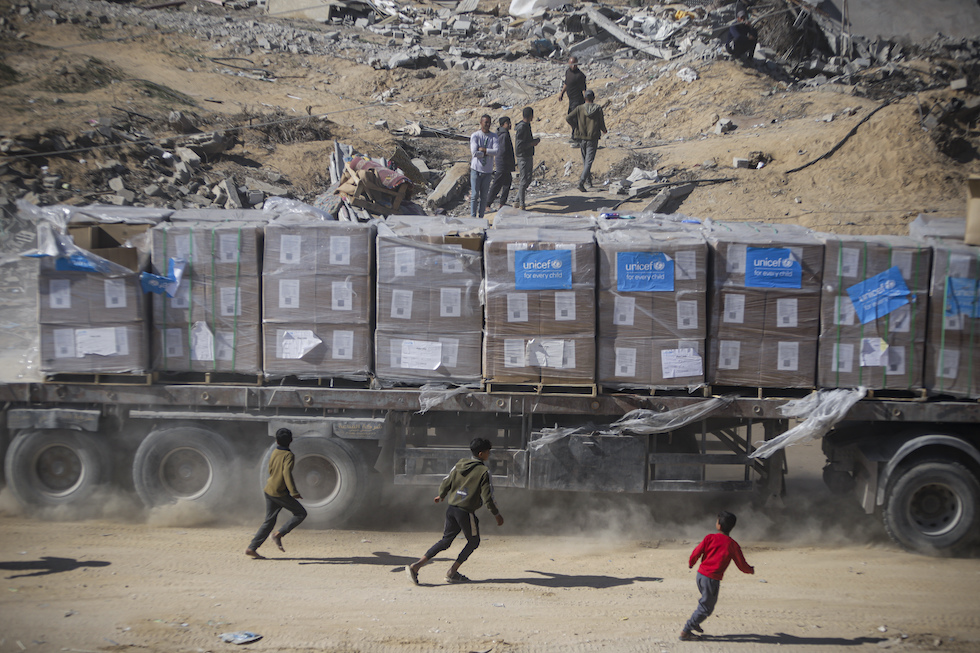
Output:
top-left (925, 242), bottom-right (980, 397)
top-left (262, 218), bottom-right (374, 378)
top-left (375, 217), bottom-right (485, 384)
top-left (596, 228), bottom-right (708, 388)
top-left (39, 222), bottom-right (151, 374)
top-left (150, 220), bottom-right (262, 374)
top-left (706, 223), bottom-right (824, 387)
top-left (483, 228), bottom-right (596, 384)
top-left (818, 235), bottom-right (931, 390)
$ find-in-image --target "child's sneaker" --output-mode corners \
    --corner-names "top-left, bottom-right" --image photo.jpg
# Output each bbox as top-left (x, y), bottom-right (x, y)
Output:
top-left (690, 623), bottom-right (703, 634)
top-left (445, 572), bottom-right (471, 584)
top-left (679, 630), bottom-right (697, 641)
top-left (405, 565), bottom-right (419, 585)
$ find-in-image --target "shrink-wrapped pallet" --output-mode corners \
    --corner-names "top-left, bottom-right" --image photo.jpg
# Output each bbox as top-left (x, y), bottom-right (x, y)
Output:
top-left (925, 243), bottom-right (980, 397)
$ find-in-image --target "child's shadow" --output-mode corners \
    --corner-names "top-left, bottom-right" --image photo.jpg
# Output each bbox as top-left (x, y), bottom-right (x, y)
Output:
top-left (480, 570), bottom-right (663, 589)
top-left (703, 633), bottom-right (886, 646)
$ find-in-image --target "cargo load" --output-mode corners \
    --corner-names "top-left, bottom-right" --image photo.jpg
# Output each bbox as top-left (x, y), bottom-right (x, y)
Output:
top-left (926, 242), bottom-right (980, 397)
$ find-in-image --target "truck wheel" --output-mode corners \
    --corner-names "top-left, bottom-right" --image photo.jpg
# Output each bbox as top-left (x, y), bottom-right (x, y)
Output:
top-left (133, 427), bottom-right (238, 510)
top-left (260, 437), bottom-right (372, 528)
top-left (3, 429), bottom-right (109, 507)
top-left (883, 460), bottom-right (980, 556)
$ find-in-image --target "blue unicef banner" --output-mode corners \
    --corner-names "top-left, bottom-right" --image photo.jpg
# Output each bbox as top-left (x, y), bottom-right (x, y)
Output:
top-left (945, 277), bottom-right (980, 318)
top-left (745, 247), bottom-right (802, 288)
top-left (514, 249), bottom-right (572, 290)
top-left (140, 258), bottom-right (188, 297)
top-left (846, 266), bottom-right (911, 324)
top-left (617, 252), bottom-right (674, 292)
top-left (54, 251), bottom-right (114, 274)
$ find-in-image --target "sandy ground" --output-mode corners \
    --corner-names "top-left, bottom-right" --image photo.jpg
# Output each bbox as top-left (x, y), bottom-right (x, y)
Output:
top-left (1, 442), bottom-right (979, 653)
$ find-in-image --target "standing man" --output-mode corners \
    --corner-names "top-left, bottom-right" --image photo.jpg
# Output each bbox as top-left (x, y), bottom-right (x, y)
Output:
top-left (513, 107), bottom-right (540, 211)
top-left (487, 115), bottom-right (516, 211)
top-left (558, 56), bottom-right (587, 142)
top-left (566, 90), bottom-right (607, 193)
top-left (246, 428), bottom-right (306, 559)
top-left (406, 437), bottom-right (504, 585)
top-left (469, 114), bottom-right (498, 218)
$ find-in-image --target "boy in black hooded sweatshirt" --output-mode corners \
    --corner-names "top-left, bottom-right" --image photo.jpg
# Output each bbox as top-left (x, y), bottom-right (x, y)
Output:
top-left (406, 437), bottom-right (504, 584)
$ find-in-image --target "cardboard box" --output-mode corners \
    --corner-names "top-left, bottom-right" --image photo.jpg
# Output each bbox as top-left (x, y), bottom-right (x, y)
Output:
top-left (708, 335), bottom-right (816, 387)
top-left (316, 275), bottom-right (372, 325)
top-left (376, 284), bottom-right (431, 327)
top-left (483, 333), bottom-right (595, 384)
top-left (87, 274), bottom-right (144, 324)
top-left (263, 323), bottom-right (371, 378)
top-left (965, 175), bottom-right (980, 246)
top-left (263, 220), bottom-right (374, 276)
top-left (151, 221), bottom-right (261, 280)
top-left (264, 273), bottom-right (317, 323)
top-left (67, 223), bottom-right (150, 272)
top-left (925, 242), bottom-right (980, 397)
top-left (375, 331), bottom-right (482, 384)
top-left (41, 323), bottom-right (148, 374)
top-left (38, 273), bottom-right (90, 325)
top-left (484, 228), bottom-right (596, 284)
top-left (377, 233), bottom-right (484, 287)
top-left (819, 335), bottom-right (923, 390)
top-left (153, 321), bottom-right (261, 374)
top-left (598, 337), bottom-right (704, 388)
top-left (483, 335), bottom-right (540, 383)
top-left (598, 288), bottom-right (706, 339)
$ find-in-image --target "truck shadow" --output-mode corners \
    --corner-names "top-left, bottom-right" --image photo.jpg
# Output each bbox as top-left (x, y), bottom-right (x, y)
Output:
top-left (700, 633), bottom-right (886, 646)
top-left (480, 570), bottom-right (663, 589)
top-left (0, 556), bottom-right (111, 579)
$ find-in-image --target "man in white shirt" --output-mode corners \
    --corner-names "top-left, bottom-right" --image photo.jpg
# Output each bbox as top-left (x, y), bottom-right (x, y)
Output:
top-left (469, 114), bottom-right (498, 218)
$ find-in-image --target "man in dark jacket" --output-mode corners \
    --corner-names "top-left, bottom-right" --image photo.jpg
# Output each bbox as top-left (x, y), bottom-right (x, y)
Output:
top-left (513, 107), bottom-right (540, 211)
top-left (726, 10), bottom-right (758, 63)
top-left (246, 428), bottom-right (306, 559)
top-left (406, 437), bottom-right (504, 584)
top-left (566, 90), bottom-right (607, 192)
top-left (487, 115), bottom-right (516, 211)
top-left (558, 56), bottom-right (587, 142)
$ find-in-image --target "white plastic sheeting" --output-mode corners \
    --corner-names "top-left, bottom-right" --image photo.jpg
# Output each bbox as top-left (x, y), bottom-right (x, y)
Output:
top-left (417, 383), bottom-right (479, 414)
top-left (749, 387), bottom-right (867, 459)
top-left (509, 0), bottom-right (564, 18)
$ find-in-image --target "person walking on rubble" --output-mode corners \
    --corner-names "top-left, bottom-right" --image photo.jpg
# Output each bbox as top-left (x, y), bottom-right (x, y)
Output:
top-left (487, 115), bottom-right (516, 211)
top-left (566, 90), bottom-right (607, 193)
top-left (406, 437), bottom-right (504, 585)
top-left (558, 56), bottom-right (587, 143)
top-left (246, 428), bottom-right (306, 559)
top-left (679, 511), bottom-right (755, 641)
top-left (513, 107), bottom-right (540, 211)
top-left (726, 10), bottom-right (758, 63)
top-left (469, 114), bottom-right (499, 218)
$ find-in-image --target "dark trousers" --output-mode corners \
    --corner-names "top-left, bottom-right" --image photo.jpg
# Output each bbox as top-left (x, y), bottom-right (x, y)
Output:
top-left (568, 98), bottom-right (584, 139)
top-left (727, 39), bottom-right (755, 62)
top-left (684, 572), bottom-right (721, 631)
top-left (516, 155), bottom-right (533, 209)
top-left (424, 505), bottom-right (481, 564)
top-left (579, 139), bottom-right (598, 185)
top-left (487, 170), bottom-right (513, 208)
top-left (248, 492), bottom-right (307, 551)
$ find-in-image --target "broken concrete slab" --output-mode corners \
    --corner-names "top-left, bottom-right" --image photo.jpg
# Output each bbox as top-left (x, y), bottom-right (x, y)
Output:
top-left (427, 162), bottom-right (470, 208)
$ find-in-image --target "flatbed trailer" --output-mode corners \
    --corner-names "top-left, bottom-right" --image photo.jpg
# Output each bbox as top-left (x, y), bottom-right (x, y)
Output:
top-left (1, 380), bottom-right (978, 556)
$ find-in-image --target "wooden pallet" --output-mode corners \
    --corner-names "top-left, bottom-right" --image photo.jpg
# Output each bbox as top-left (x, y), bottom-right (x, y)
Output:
top-left (153, 371), bottom-right (264, 386)
top-left (264, 375), bottom-right (373, 389)
top-left (864, 388), bottom-right (929, 402)
top-left (599, 385), bottom-right (704, 398)
top-left (485, 382), bottom-right (597, 397)
top-left (44, 372), bottom-right (154, 386)
top-left (706, 385), bottom-right (815, 400)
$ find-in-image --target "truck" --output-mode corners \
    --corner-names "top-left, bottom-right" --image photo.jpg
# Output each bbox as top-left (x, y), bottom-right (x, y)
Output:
top-left (2, 379), bottom-right (978, 557)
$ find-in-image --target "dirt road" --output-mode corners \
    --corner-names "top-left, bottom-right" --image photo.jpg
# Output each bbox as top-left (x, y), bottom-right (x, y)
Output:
top-left (1, 440), bottom-right (979, 653)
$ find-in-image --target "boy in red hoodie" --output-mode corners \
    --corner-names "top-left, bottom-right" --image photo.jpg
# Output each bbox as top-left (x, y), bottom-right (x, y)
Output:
top-left (680, 510), bottom-right (754, 641)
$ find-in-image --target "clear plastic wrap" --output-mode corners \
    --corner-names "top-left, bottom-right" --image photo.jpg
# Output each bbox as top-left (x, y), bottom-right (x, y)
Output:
top-left (749, 387), bottom-right (867, 459)
top-left (0, 203), bottom-right (42, 382)
top-left (416, 383), bottom-right (479, 414)
top-left (817, 234), bottom-right (931, 390)
top-left (262, 197), bottom-right (335, 221)
top-left (908, 214), bottom-right (964, 242)
top-left (925, 242), bottom-right (980, 397)
top-left (490, 208), bottom-right (597, 230)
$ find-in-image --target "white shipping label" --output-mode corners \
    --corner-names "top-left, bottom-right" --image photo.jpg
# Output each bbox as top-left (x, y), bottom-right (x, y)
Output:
top-left (330, 236), bottom-right (351, 266)
top-left (438, 337), bottom-right (460, 368)
top-left (170, 283), bottom-right (191, 310)
top-left (539, 339), bottom-right (574, 369)
top-left (615, 347), bottom-right (637, 377)
top-left (442, 244), bottom-right (464, 274)
top-left (840, 247), bottom-right (860, 278)
top-left (278, 329), bottom-right (322, 360)
top-left (165, 328), bottom-right (183, 358)
top-left (215, 331), bottom-right (234, 361)
top-left (116, 327), bottom-right (130, 357)
top-left (440, 287), bottom-right (462, 318)
top-left (554, 292), bottom-right (576, 321)
top-left (219, 233), bottom-right (241, 263)
top-left (279, 279), bottom-right (301, 309)
top-left (190, 321), bottom-right (215, 361)
top-left (939, 347), bottom-right (960, 379)
top-left (777, 341), bottom-right (800, 371)
top-left (892, 250), bottom-right (913, 281)
top-left (723, 293), bottom-right (745, 323)
top-left (661, 347), bottom-right (703, 379)
top-left (949, 254), bottom-right (972, 279)
top-left (75, 327), bottom-right (119, 357)
top-left (49, 279), bottom-right (71, 309)
top-left (103, 279), bottom-right (127, 309)
top-left (726, 244), bottom-right (746, 274)
top-left (944, 312), bottom-right (964, 331)
top-left (831, 343), bottom-right (854, 373)
top-left (394, 247), bottom-right (416, 277)
top-left (389, 339), bottom-right (403, 369)
top-left (859, 337), bottom-right (888, 367)
top-left (279, 234), bottom-right (302, 264)
top-left (677, 300), bottom-right (699, 330)
top-left (718, 340), bottom-right (741, 370)
top-left (390, 289), bottom-right (413, 320)
top-left (506, 242), bottom-right (529, 271)
top-left (613, 296), bottom-right (635, 326)
top-left (332, 280), bottom-right (353, 311)
top-left (675, 250), bottom-right (697, 281)
top-left (400, 339), bottom-right (443, 370)
top-left (174, 234), bottom-right (191, 262)
top-left (885, 345), bottom-right (906, 376)
top-left (507, 293), bottom-right (529, 322)
top-left (888, 303), bottom-right (912, 333)
top-left (53, 328), bottom-right (75, 359)
top-left (504, 339), bottom-right (526, 368)
top-left (332, 330), bottom-right (354, 360)
top-left (220, 287), bottom-right (242, 317)
top-left (776, 298), bottom-right (798, 328)
top-left (835, 296), bottom-right (856, 326)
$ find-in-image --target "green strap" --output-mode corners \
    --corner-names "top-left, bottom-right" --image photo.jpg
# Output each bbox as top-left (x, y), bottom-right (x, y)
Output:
top-left (908, 247), bottom-right (921, 390)
top-left (882, 244), bottom-right (892, 389)
top-left (186, 226), bottom-right (195, 371)
top-left (210, 229), bottom-right (218, 371)
top-left (858, 241), bottom-right (868, 387)
top-left (969, 251), bottom-right (980, 395)
top-left (162, 228), bottom-right (168, 372)
top-left (834, 240), bottom-right (845, 387)
top-left (938, 249), bottom-right (951, 393)
top-left (231, 226), bottom-right (242, 371)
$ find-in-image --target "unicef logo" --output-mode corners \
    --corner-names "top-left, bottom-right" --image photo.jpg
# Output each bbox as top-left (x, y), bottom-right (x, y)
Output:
top-left (884, 280), bottom-right (896, 290)
top-left (781, 257), bottom-right (794, 268)
top-left (551, 259), bottom-right (563, 269)
top-left (654, 261), bottom-right (665, 271)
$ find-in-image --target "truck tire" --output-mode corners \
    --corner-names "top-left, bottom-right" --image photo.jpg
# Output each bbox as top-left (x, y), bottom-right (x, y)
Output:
top-left (3, 429), bottom-right (109, 507)
top-left (882, 459), bottom-right (980, 556)
top-left (260, 437), bottom-right (372, 528)
top-left (133, 427), bottom-right (238, 510)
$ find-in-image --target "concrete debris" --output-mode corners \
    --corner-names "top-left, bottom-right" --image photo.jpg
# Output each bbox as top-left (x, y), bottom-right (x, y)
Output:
top-left (715, 119), bottom-right (736, 135)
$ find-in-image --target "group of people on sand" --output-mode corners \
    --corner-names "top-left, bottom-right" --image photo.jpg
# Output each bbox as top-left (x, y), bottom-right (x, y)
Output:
top-left (246, 431), bottom-right (755, 642)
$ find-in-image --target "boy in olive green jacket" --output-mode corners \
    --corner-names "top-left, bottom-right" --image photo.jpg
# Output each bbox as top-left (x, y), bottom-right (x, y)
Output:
top-left (406, 437), bottom-right (504, 584)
